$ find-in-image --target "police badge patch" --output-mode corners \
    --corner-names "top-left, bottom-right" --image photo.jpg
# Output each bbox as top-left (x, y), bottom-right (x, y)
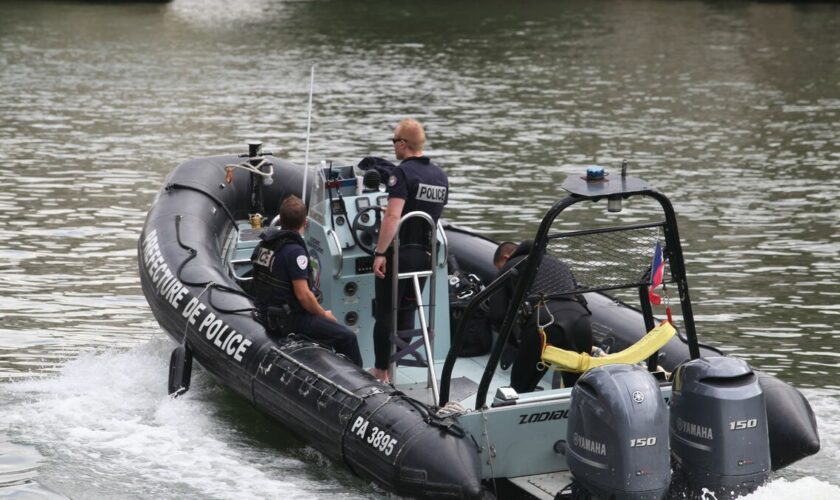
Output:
top-left (296, 255), bottom-right (308, 270)
top-left (387, 175), bottom-right (397, 187)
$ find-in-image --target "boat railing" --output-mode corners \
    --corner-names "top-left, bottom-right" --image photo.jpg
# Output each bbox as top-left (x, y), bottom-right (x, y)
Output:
top-left (324, 227), bottom-right (343, 278)
top-left (440, 182), bottom-right (701, 410)
top-left (439, 263), bottom-right (519, 404)
top-left (389, 210), bottom-right (440, 405)
top-left (228, 259), bottom-right (253, 282)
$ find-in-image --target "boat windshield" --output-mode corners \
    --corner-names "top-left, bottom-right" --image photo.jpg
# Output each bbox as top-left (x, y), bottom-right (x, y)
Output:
top-left (306, 163), bottom-right (328, 225)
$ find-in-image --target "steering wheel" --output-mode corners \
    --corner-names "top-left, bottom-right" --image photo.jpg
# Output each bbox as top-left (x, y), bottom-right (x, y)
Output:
top-left (351, 206), bottom-right (383, 256)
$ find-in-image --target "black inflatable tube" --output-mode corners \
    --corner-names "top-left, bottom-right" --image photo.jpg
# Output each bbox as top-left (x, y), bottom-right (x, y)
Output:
top-left (254, 340), bottom-right (482, 498)
top-left (139, 156), bottom-right (482, 499)
top-left (756, 371), bottom-right (821, 470)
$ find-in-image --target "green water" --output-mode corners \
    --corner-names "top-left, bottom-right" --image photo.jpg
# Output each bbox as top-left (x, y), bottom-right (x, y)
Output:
top-left (1, 0), bottom-right (838, 497)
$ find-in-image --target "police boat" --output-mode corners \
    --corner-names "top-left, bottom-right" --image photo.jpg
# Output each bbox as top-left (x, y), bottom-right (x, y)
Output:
top-left (138, 144), bottom-right (820, 499)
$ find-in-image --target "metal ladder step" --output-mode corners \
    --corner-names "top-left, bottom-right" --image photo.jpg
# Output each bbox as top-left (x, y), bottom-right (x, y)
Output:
top-left (387, 211), bottom-right (442, 405)
top-left (391, 328), bottom-right (435, 368)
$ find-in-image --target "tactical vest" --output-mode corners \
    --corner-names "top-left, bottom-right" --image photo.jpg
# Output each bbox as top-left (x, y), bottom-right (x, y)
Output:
top-left (504, 245), bottom-right (589, 320)
top-left (250, 228), bottom-right (314, 314)
top-left (507, 254), bottom-right (579, 302)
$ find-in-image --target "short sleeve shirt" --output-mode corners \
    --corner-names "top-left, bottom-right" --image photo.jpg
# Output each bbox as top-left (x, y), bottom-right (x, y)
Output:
top-left (386, 167), bottom-right (409, 199)
top-left (385, 156), bottom-right (448, 245)
top-left (385, 156), bottom-right (448, 219)
top-left (275, 243), bottom-right (309, 282)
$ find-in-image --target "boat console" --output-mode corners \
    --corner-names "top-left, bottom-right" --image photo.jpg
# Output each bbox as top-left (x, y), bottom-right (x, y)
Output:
top-left (227, 162), bottom-right (452, 372)
top-left (305, 163), bottom-right (452, 370)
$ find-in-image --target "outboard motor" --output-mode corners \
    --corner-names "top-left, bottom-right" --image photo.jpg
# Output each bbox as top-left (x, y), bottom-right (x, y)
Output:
top-left (566, 364), bottom-right (670, 500)
top-left (670, 356), bottom-right (770, 498)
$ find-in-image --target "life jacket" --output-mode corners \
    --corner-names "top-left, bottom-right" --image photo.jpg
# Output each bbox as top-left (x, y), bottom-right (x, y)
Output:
top-left (502, 240), bottom-right (590, 335)
top-left (250, 228), bottom-right (315, 314)
top-left (507, 240), bottom-right (581, 297)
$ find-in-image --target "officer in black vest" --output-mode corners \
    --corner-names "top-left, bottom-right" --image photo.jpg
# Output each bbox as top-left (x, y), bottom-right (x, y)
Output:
top-left (251, 195), bottom-right (362, 367)
top-left (489, 240), bottom-right (592, 393)
top-left (370, 119), bottom-right (449, 383)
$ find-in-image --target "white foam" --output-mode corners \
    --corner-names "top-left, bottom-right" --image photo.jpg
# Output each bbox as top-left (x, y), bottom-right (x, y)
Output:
top-left (738, 477), bottom-right (840, 499)
top-left (0, 339), bottom-right (369, 499)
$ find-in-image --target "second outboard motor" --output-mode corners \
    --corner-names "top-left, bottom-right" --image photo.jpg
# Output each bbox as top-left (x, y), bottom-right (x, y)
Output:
top-left (566, 364), bottom-right (670, 500)
top-left (670, 356), bottom-right (770, 498)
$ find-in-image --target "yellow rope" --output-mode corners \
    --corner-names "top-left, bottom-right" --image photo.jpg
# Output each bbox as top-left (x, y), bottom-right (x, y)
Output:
top-left (541, 320), bottom-right (676, 373)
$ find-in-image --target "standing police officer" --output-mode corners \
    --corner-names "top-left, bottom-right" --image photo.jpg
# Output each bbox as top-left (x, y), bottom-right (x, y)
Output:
top-left (251, 195), bottom-right (362, 367)
top-left (370, 119), bottom-right (449, 383)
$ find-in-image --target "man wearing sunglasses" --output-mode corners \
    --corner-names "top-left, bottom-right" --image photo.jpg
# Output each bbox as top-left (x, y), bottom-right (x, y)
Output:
top-left (369, 119), bottom-right (449, 383)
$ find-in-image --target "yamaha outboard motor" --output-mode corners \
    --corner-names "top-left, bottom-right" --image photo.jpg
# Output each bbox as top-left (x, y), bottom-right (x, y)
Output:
top-left (566, 364), bottom-right (670, 499)
top-left (670, 356), bottom-right (770, 498)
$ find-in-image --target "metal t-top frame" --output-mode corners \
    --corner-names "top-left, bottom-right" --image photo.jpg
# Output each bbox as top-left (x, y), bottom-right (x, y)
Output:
top-left (439, 174), bottom-right (701, 409)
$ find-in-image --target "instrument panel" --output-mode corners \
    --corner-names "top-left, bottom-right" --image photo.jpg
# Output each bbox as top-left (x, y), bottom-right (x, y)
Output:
top-left (355, 195), bottom-right (389, 212)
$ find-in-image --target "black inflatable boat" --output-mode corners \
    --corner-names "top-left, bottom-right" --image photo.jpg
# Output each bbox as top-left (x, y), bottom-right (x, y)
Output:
top-left (138, 145), bottom-right (819, 499)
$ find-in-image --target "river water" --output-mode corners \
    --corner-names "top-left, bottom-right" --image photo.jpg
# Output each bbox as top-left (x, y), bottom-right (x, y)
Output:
top-left (1, 0), bottom-right (838, 498)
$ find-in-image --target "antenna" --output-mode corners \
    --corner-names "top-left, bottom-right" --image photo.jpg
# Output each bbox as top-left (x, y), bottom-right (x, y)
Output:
top-left (301, 64), bottom-right (315, 205)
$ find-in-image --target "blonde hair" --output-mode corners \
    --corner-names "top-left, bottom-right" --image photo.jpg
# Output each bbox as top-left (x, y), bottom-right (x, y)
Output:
top-left (396, 118), bottom-right (426, 152)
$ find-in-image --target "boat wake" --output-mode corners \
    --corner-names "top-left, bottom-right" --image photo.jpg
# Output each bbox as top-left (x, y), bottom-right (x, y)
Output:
top-left (0, 340), bottom-right (837, 499)
top-left (0, 338), bottom-right (372, 499)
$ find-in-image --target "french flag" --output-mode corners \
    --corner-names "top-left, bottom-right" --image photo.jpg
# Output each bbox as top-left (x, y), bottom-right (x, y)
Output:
top-left (649, 241), bottom-right (665, 305)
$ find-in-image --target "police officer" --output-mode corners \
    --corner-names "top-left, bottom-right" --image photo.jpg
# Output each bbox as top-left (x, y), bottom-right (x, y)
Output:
top-left (370, 119), bottom-right (449, 383)
top-left (489, 240), bottom-right (592, 393)
top-left (251, 195), bottom-right (362, 367)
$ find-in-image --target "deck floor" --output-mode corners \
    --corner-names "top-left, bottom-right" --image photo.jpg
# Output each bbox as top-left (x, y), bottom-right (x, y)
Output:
top-left (390, 354), bottom-right (555, 408)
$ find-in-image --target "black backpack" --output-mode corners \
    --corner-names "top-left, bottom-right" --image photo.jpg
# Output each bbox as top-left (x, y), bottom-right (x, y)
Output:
top-left (448, 271), bottom-right (493, 357)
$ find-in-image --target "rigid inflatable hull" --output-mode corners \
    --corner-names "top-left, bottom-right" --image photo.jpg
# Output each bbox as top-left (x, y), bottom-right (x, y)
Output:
top-left (139, 156), bottom-right (482, 499)
top-left (140, 154), bottom-right (817, 499)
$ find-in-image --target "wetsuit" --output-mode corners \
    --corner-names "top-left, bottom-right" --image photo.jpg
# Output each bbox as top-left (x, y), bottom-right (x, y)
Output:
top-left (251, 228), bottom-right (362, 366)
top-left (373, 156), bottom-right (449, 370)
top-left (488, 241), bottom-right (592, 392)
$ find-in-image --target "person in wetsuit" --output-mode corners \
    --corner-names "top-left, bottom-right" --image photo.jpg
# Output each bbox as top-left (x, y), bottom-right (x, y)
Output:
top-left (369, 119), bottom-right (449, 383)
top-left (251, 195), bottom-right (362, 367)
top-left (489, 240), bottom-right (592, 393)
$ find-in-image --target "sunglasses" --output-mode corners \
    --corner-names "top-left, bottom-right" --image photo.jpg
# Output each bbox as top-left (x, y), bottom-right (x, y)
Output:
top-left (391, 137), bottom-right (406, 144)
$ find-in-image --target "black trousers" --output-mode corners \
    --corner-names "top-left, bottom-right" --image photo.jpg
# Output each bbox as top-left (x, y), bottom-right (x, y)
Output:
top-left (373, 246), bottom-right (430, 370)
top-left (510, 300), bottom-right (592, 393)
top-left (274, 312), bottom-right (363, 367)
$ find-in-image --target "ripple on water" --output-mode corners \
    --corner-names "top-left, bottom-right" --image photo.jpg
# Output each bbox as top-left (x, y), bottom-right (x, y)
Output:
top-left (0, 437), bottom-right (63, 498)
top-left (1, 0), bottom-right (839, 496)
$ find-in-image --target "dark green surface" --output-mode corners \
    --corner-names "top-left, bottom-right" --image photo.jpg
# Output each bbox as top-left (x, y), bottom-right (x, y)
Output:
top-left (1, 0), bottom-right (838, 497)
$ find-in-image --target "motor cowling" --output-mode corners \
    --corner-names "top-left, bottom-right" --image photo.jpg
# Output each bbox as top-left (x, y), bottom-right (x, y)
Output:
top-left (670, 356), bottom-right (770, 498)
top-left (567, 364), bottom-right (670, 500)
